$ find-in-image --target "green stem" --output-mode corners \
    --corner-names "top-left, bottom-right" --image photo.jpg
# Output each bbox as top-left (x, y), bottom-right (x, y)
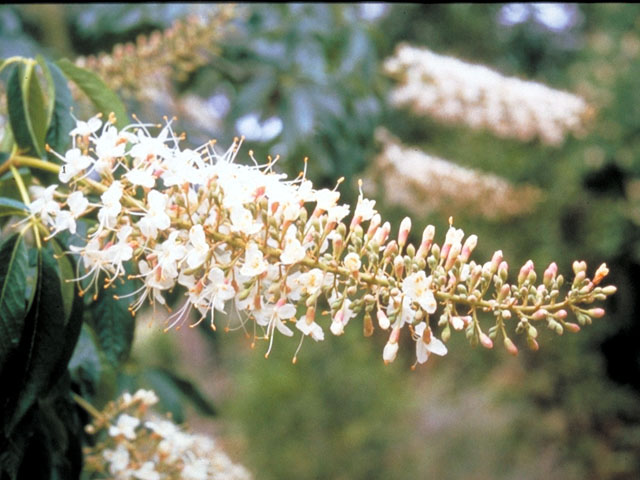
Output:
top-left (10, 164), bottom-right (41, 248)
top-left (71, 392), bottom-right (104, 421)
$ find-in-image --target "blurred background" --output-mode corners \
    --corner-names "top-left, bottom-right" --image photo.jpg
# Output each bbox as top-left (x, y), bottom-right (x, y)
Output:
top-left (2, 3), bottom-right (639, 479)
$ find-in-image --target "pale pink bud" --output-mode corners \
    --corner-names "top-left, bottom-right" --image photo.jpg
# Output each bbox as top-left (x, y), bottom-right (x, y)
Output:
top-left (374, 221), bottom-right (391, 245)
top-left (518, 260), bottom-right (534, 285)
top-left (490, 250), bottom-right (503, 274)
top-left (366, 213), bottom-right (381, 238)
top-left (398, 217), bottom-right (411, 248)
top-left (543, 262), bottom-right (557, 287)
top-left (588, 308), bottom-right (605, 318)
top-left (444, 244), bottom-right (461, 271)
top-left (459, 235), bottom-right (478, 262)
top-left (572, 260), bottom-right (587, 275)
top-left (564, 322), bottom-right (581, 333)
top-left (504, 337), bottom-right (518, 356)
top-left (555, 309), bottom-right (568, 320)
top-left (417, 225), bottom-right (435, 259)
top-left (480, 332), bottom-right (494, 349)
top-left (532, 309), bottom-right (548, 321)
top-left (383, 342), bottom-right (399, 365)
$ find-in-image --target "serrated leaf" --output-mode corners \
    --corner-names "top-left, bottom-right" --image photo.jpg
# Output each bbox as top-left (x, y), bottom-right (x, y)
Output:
top-left (0, 198), bottom-right (28, 218)
top-left (88, 279), bottom-right (136, 368)
top-left (56, 59), bottom-right (128, 129)
top-left (39, 59), bottom-right (74, 159)
top-left (7, 65), bottom-right (39, 157)
top-left (0, 233), bottom-right (29, 373)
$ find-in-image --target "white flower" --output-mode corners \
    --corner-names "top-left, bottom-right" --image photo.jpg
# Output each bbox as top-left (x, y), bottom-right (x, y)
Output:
top-left (29, 184), bottom-right (60, 226)
top-left (413, 322), bottom-right (447, 364)
top-left (96, 181), bottom-right (124, 232)
top-left (183, 459), bottom-right (209, 480)
top-left (125, 167), bottom-right (156, 188)
top-left (138, 190), bottom-right (171, 239)
top-left (314, 188), bottom-right (340, 211)
top-left (383, 341), bottom-right (399, 364)
top-left (132, 461), bottom-right (160, 480)
top-left (94, 124), bottom-right (127, 161)
top-left (69, 115), bottom-right (101, 137)
top-left (67, 191), bottom-right (88, 217)
top-left (108, 413), bottom-right (140, 440)
top-left (402, 271), bottom-right (437, 313)
top-left (255, 300), bottom-right (296, 338)
top-left (280, 228), bottom-right (306, 265)
top-left (229, 205), bottom-right (262, 235)
top-left (343, 252), bottom-right (361, 272)
top-left (354, 196), bottom-right (377, 222)
top-left (103, 444), bottom-right (130, 475)
top-left (186, 224), bottom-right (209, 269)
top-left (296, 317), bottom-right (324, 341)
top-left (59, 148), bottom-right (92, 183)
top-left (240, 242), bottom-right (267, 277)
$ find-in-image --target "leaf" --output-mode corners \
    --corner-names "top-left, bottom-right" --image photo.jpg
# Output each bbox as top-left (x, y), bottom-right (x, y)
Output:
top-left (3, 249), bottom-right (69, 436)
top-left (0, 198), bottom-right (28, 218)
top-left (88, 278), bottom-right (136, 368)
top-left (7, 65), bottom-right (40, 157)
top-left (139, 368), bottom-right (186, 423)
top-left (56, 59), bottom-right (128, 129)
top-left (38, 59), bottom-right (74, 158)
top-left (152, 367), bottom-right (217, 416)
top-left (22, 62), bottom-right (48, 158)
top-left (0, 233), bottom-right (29, 373)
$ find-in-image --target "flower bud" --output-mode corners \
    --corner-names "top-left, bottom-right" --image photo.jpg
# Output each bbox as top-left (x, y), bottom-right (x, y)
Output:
top-left (564, 322), bottom-right (581, 333)
top-left (490, 250), bottom-right (503, 275)
top-left (377, 310), bottom-right (390, 330)
top-left (497, 284), bottom-right (510, 303)
top-left (363, 312), bottom-right (374, 337)
top-left (518, 260), bottom-right (534, 285)
top-left (592, 263), bottom-right (609, 286)
top-left (543, 262), bottom-right (558, 287)
top-left (555, 309), bottom-right (568, 320)
top-left (417, 225), bottom-right (435, 259)
top-left (526, 337), bottom-right (539, 351)
top-left (444, 244), bottom-right (461, 271)
top-left (498, 261), bottom-right (509, 282)
top-left (383, 327), bottom-right (401, 365)
top-left (572, 260), bottom-right (587, 275)
top-left (504, 337), bottom-right (518, 356)
top-left (480, 332), bottom-right (493, 349)
top-left (601, 285), bottom-right (617, 295)
top-left (588, 308), bottom-right (605, 318)
top-left (398, 217), bottom-right (411, 248)
top-left (366, 213), bottom-right (381, 238)
top-left (531, 309), bottom-right (548, 321)
top-left (460, 235), bottom-right (478, 263)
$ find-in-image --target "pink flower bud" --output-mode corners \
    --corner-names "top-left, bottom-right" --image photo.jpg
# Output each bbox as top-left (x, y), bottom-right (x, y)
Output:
top-left (459, 235), bottom-right (478, 262)
top-left (504, 337), bottom-right (518, 356)
top-left (480, 332), bottom-right (493, 349)
top-left (555, 309), bottom-right (568, 320)
top-left (532, 309), bottom-right (548, 321)
top-left (564, 322), bottom-right (581, 333)
top-left (398, 217), bottom-right (411, 248)
top-left (417, 225), bottom-right (435, 259)
top-left (366, 213), bottom-right (381, 238)
top-left (444, 244), bottom-right (461, 271)
top-left (518, 260), bottom-right (534, 285)
top-left (543, 262), bottom-right (557, 287)
top-left (588, 308), bottom-right (605, 318)
top-left (374, 221), bottom-right (391, 245)
top-left (490, 250), bottom-right (503, 274)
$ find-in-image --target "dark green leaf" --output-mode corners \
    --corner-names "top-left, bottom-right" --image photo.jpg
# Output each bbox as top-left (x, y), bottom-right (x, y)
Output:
top-left (22, 62), bottom-right (47, 158)
top-left (7, 65), bottom-right (39, 157)
top-left (39, 59), bottom-right (74, 158)
top-left (4, 249), bottom-right (68, 436)
top-left (0, 233), bottom-right (29, 373)
top-left (88, 278), bottom-right (136, 368)
top-left (0, 198), bottom-right (28, 218)
top-left (56, 59), bottom-right (128, 129)
top-left (0, 405), bottom-right (37, 480)
top-left (152, 367), bottom-right (217, 416)
top-left (139, 368), bottom-right (185, 423)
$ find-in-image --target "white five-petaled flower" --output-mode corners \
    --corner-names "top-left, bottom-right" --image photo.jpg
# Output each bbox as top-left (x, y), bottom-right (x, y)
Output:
top-left (402, 271), bottom-right (437, 313)
top-left (240, 242), bottom-right (267, 277)
top-left (413, 322), bottom-right (447, 364)
top-left (103, 444), bottom-right (130, 475)
top-left (186, 224), bottom-right (209, 269)
top-left (59, 148), bottom-right (92, 183)
top-left (138, 190), bottom-right (171, 239)
top-left (280, 227), bottom-right (306, 265)
top-left (296, 316), bottom-right (324, 341)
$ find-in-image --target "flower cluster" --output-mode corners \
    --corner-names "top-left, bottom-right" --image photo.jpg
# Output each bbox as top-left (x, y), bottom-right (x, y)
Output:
top-left (83, 389), bottom-right (252, 480)
top-left (384, 44), bottom-right (592, 146)
top-left (74, 6), bottom-right (235, 101)
top-left (31, 115), bottom-right (615, 366)
top-left (365, 129), bottom-right (542, 220)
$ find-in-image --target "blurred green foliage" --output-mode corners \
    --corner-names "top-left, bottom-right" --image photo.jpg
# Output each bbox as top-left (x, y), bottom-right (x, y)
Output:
top-left (2, 3), bottom-right (640, 479)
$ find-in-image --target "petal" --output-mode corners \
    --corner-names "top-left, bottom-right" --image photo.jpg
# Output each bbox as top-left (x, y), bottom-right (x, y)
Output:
top-left (426, 337), bottom-right (448, 356)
